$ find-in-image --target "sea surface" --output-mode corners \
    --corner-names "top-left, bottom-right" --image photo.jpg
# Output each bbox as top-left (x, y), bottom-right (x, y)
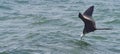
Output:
top-left (0, 0), bottom-right (120, 54)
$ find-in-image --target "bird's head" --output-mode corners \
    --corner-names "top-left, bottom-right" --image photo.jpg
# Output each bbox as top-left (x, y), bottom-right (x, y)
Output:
top-left (80, 33), bottom-right (85, 40)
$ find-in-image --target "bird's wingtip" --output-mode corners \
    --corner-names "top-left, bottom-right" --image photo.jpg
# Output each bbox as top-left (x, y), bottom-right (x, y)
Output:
top-left (78, 12), bottom-right (83, 18)
top-left (83, 5), bottom-right (94, 17)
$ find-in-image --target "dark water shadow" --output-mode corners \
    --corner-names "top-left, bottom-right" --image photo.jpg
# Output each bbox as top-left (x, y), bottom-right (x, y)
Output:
top-left (69, 39), bottom-right (91, 48)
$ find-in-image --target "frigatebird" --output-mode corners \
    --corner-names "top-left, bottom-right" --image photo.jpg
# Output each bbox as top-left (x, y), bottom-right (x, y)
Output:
top-left (79, 6), bottom-right (111, 39)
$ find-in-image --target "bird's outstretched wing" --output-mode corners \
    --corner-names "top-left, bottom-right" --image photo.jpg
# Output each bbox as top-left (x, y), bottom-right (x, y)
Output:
top-left (83, 6), bottom-right (94, 18)
top-left (79, 6), bottom-right (95, 24)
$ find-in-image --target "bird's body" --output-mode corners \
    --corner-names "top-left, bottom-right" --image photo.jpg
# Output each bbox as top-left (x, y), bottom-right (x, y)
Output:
top-left (79, 6), bottom-right (111, 39)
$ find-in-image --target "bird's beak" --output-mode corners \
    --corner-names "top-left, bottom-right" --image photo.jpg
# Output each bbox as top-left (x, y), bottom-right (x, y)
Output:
top-left (80, 33), bottom-right (85, 40)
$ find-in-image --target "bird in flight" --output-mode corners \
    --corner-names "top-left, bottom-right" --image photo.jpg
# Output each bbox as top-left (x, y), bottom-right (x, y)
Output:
top-left (78, 6), bottom-right (111, 40)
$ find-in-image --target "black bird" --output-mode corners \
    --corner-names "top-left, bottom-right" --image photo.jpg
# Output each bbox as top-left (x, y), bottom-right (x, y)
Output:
top-left (79, 6), bottom-right (111, 39)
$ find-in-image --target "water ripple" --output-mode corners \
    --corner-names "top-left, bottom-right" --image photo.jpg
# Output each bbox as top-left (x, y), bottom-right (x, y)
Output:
top-left (0, 0), bottom-right (119, 54)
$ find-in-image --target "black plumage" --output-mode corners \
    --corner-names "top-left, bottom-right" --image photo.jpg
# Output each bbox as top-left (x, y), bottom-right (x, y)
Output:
top-left (78, 6), bottom-right (111, 39)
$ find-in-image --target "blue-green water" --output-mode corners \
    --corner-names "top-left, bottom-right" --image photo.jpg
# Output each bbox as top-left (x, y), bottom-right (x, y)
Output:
top-left (0, 0), bottom-right (120, 54)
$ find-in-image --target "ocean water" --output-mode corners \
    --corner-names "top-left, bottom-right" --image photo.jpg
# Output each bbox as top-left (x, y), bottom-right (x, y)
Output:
top-left (0, 0), bottom-right (120, 54)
